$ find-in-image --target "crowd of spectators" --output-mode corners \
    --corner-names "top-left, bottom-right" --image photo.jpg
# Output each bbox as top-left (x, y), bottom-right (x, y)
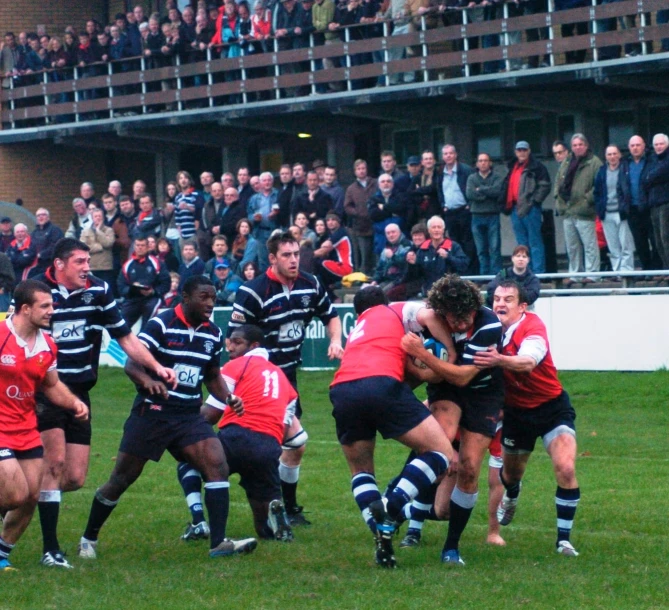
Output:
top-left (2, 0), bottom-right (669, 114)
top-left (1, 130), bottom-right (667, 314)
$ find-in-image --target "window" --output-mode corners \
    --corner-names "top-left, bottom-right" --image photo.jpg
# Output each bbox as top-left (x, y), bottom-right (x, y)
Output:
top-left (514, 118), bottom-right (542, 154)
top-left (432, 127), bottom-right (446, 156)
top-left (474, 122), bottom-right (501, 159)
top-left (608, 111), bottom-right (635, 148)
top-left (649, 107), bottom-right (669, 140)
top-left (393, 130), bottom-right (420, 164)
top-left (558, 115), bottom-right (575, 144)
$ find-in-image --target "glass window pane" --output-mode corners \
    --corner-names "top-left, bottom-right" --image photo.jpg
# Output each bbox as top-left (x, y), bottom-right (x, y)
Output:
top-left (558, 115), bottom-right (575, 144)
top-left (608, 111), bottom-right (635, 148)
top-left (514, 118), bottom-right (542, 153)
top-left (474, 123), bottom-right (501, 159)
top-left (649, 107), bottom-right (669, 140)
top-left (393, 130), bottom-right (420, 165)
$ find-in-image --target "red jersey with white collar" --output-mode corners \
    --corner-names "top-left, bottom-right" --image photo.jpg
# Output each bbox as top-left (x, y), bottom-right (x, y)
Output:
top-left (206, 348), bottom-right (298, 445)
top-left (331, 302), bottom-right (409, 385)
top-left (500, 312), bottom-right (562, 409)
top-left (0, 319), bottom-right (57, 450)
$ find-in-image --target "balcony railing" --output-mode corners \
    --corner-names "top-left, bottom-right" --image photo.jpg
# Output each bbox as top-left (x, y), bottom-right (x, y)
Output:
top-left (1, 0), bottom-right (668, 129)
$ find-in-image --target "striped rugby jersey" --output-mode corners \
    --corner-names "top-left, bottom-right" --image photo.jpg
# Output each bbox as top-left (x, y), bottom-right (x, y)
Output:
top-left (174, 190), bottom-right (204, 239)
top-left (228, 268), bottom-right (337, 372)
top-left (136, 304), bottom-right (224, 416)
top-left (34, 269), bottom-right (131, 389)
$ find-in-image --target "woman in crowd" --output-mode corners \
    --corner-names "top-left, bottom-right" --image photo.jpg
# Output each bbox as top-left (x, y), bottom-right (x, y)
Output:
top-left (156, 237), bottom-right (180, 272)
top-left (240, 260), bottom-right (260, 282)
top-left (486, 244), bottom-right (541, 307)
top-left (295, 212), bottom-right (317, 244)
top-left (80, 208), bottom-right (116, 287)
top-left (162, 181), bottom-right (181, 257)
top-left (231, 218), bottom-right (259, 272)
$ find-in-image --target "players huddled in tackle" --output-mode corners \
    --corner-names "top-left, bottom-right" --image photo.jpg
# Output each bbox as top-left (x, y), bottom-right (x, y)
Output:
top-left (0, 235), bottom-right (580, 572)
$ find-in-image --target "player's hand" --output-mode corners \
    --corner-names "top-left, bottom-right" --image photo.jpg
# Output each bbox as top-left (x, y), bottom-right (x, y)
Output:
top-left (72, 400), bottom-right (90, 421)
top-left (227, 394), bottom-right (244, 416)
top-left (142, 378), bottom-right (169, 398)
top-left (155, 366), bottom-right (177, 388)
top-left (473, 346), bottom-right (501, 368)
top-left (328, 341), bottom-right (344, 360)
top-left (401, 332), bottom-right (424, 358)
top-left (447, 450), bottom-right (459, 476)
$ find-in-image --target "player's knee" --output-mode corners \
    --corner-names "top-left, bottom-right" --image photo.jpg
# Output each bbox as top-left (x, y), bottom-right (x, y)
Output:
top-left (554, 460), bottom-right (576, 486)
top-left (456, 459), bottom-right (479, 490)
top-left (1, 488), bottom-right (27, 510)
top-left (282, 428), bottom-right (308, 452)
top-left (44, 455), bottom-right (67, 480)
top-left (108, 469), bottom-right (137, 495)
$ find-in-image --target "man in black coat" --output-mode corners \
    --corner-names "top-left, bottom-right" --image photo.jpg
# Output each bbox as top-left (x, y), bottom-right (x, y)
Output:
top-left (30, 208), bottom-right (64, 277)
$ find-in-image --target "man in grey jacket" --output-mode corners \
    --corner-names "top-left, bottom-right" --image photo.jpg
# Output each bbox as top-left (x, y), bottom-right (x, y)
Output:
top-left (466, 153), bottom-right (504, 276)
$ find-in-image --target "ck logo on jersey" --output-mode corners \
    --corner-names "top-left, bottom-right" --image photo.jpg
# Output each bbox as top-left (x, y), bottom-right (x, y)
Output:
top-left (0, 354), bottom-right (16, 366)
top-left (52, 320), bottom-right (86, 342)
top-left (173, 364), bottom-right (201, 388)
top-left (279, 320), bottom-right (304, 342)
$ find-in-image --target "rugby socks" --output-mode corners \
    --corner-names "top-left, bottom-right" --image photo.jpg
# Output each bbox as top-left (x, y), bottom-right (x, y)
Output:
top-left (351, 472), bottom-right (381, 534)
top-left (38, 490), bottom-right (61, 553)
top-left (386, 451), bottom-right (448, 521)
top-left (443, 486), bottom-right (478, 552)
top-left (279, 461), bottom-right (300, 513)
top-left (0, 537), bottom-right (14, 561)
top-left (401, 483), bottom-right (439, 534)
top-left (177, 462), bottom-right (205, 525)
top-left (83, 490), bottom-right (119, 541)
top-left (204, 481), bottom-right (230, 549)
top-left (556, 486), bottom-right (580, 544)
top-left (500, 470), bottom-right (521, 499)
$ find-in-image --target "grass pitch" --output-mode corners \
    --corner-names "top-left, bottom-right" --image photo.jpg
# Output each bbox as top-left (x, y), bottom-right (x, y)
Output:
top-left (2, 369), bottom-right (668, 610)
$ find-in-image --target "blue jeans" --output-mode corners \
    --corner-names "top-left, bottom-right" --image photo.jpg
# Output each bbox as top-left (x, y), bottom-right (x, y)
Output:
top-left (471, 214), bottom-right (502, 275)
top-left (511, 206), bottom-right (545, 273)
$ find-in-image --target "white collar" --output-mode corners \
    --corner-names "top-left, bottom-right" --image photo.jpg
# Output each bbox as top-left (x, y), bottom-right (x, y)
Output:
top-left (245, 347), bottom-right (269, 360)
top-left (502, 313), bottom-right (526, 347)
top-left (6, 316), bottom-right (52, 358)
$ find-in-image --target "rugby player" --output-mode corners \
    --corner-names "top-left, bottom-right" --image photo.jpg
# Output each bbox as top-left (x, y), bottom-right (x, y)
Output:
top-left (329, 286), bottom-right (454, 568)
top-left (78, 276), bottom-right (257, 560)
top-left (32, 238), bottom-right (175, 568)
top-left (0, 280), bottom-right (88, 572)
top-left (473, 280), bottom-right (581, 557)
top-left (227, 231), bottom-right (344, 526)
top-left (401, 274), bottom-right (504, 566)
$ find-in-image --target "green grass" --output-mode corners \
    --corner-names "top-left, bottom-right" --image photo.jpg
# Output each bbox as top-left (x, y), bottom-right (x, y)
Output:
top-left (2, 369), bottom-right (668, 610)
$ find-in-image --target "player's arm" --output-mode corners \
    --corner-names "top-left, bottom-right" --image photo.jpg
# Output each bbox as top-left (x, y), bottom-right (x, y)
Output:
top-left (203, 360), bottom-right (244, 416)
top-left (405, 356), bottom-right (443, 384)
top-left (124, 357), bottom-right (169, 398)
top-left (473, 337), bottom-right (546, 373)
top-left (40, 370), bottom-right (89, 420)
top-left (325, 315), bottom-right (344, 360)
top-left (118, 333), bottom-right (176, 387)
top-left (415, 306), bottom-right (457, 364)
top-left (401, 332), bottom-right (480, 387)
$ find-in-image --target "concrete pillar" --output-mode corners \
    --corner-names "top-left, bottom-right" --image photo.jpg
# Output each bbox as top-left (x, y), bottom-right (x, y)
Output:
top-left (327, 134), bottom-right (356, 184)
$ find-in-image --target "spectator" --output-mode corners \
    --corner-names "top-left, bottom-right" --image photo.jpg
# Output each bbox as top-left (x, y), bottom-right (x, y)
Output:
top-left (466, 152), bottom-right (503, 276)
top-left (65, 197), bottom-right (92, 239)
top-left (294, 212), bottom-right (317, 244)
top-left (0, 251), bottom-right (15, 312)
top-left (132, 179), bottom-right (147, 209)
top-left (133, 193), bottom-right (162, 240)
top-left (408, 150), bottom-right (440, 226)
top-left (108, 180), bottom-right (123, 203)
top-left (313, 217), bottom-right (329, 248)
top-left (500, 141), bottom-right (551, 274)
top-left (556, 133), bottom-right (603, 283)
top-left (380, 150), bottom-right (409, 193)
top-left (311, 0), bottom-right (338, 92)
top-left (237, 167), bottom-right (255, 209)
top-left (594, 144), bottom-right (635, 276)
top-left (216, 183), bottom-right (247, 248)
top-left (156, 237), bottom-right (180, 273)
top-left (276, 164), bottom-right (295, 228)
top-left (81, 208), bottom-right (116, 287)
top-left (80, 181), bottom-right (101, 209)
top-left (247, 173), bottom-right (279, 270)
top-left (119, 195), bottom-right (139, 242)
top-left (6, 222), bottom-right (37, 283)
top-left (486, 245), bottom-right (540, 307)
top-left (437, 144), bottom-right (477, 275)
top-left (30, 207), bottom-right (64, 276)
top-left (313, 211), bottom-right (353, 300)
top-left (275, 0), bottom-right (309, 95)
top-left (231, 218), bottom-right (260, 273)
top-left (321, 166), bottom-right (345, 219)
top-left (103, 192), bottom-right (131, 276)
top-left (213, 259), bottom-right (243, 305)
top-left (386, 222), bottom-right (428, 301)
top-left (642, 133), bottom-right (669, 271)
top-left (197, 180), bottom-right (222, 256)
top-left (624, 135), bottom-right (660, 271)
top-left (240, 260), bottom-right (260, 282)
top-left (367, 173), bottom-right (408, 255)
top-left (292, 170), bottom-right (333, 229)
top-left (205, 235), bottom-right (233, 279)
top-left (200, 171), bottom-right (215, 203)
top-left (408, 215), bottom-right (468, 295)
top-left (161, 271), bottom-right (182, 308)
top-left (344, 159), bottom-right (377, 275)
top-left (0, 217), bottom-right (14, 253)
top-left (177, 240), bottom-right (206, 290)
top-left (1, 32), bottom-right (26, 89)
top-left (162, 181), bottom-right (180, 255)
top-left (370, 222), bottom-right (412, 294)
top-left (174, 170), bottom-right (204, 247)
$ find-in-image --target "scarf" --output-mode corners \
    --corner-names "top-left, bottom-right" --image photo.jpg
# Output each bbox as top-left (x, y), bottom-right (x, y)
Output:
top-left (559, 152), bottom-right (589, 202)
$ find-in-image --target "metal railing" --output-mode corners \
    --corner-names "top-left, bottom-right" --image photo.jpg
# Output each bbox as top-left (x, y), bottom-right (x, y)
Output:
top-left (1, 0), bottom-right (668, 129)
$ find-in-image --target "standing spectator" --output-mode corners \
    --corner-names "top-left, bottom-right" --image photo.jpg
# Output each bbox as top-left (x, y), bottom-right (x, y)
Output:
top-left (594, 144), bottom-right (635, 276)
top-left (0, 251), bottom-right (14, 311)
top-left (103, 192), bottom-right (131, 279)
top-left (177, 241), bottom-right (206, 290)
top-left (216, 184), bottom-right (247, 247)
top-left (624, 135), bottom-right (659, 272)
top-left (437, 144), bottom-right (477, 274)
top-left (80, 208), bottom-right (116, 287)
top-left (237, 167), bottom-right (255, 209)
top-left (197, 181), bottom-right (222, 257)
top-left (321, 166), bottom-right (345, 219)
top-left (556, 133), bottom-right (603, 283)
top-left (205, 235), bottom-right (233, 279)
top-left (292, 171), bottom-right (333, 229)
top-left (247, 173), bottom-right (280, 270)
top-left (370, 222), bottom-right (412, 294)
top-left (276, 165), bottom-right (295, 228)
top-left (133, 194), bottom-right (163, 240)
top-left (119, 195), bottom-right (139, 242)
top-left (65, 198), bottom-right (92, 239)
top-left (231, 218), bottom-right (260, 272)
top-left (381, 151), bottom-right (409, 193)
top-left (30, 208), bottom-right (64, 277)
top-left (0, 217), bottom-right (14, 253)
top-left (642, 133), bottom-right (669, 271)
top-left (311, 0), bottom-right (338, 92)
top-left (1, 32), bottom-right (26, 89)
top-left (274, 0), bottom-right (308, 96)
top-left (132, 180), bottom-right (147, 209)
top-left (408, 150), bottom-right (440, 226)
top-left (500, 141), bottom-right (551, 274)
top-left (344, 159), bottom-right (377, 275)
top-left (466, 153), bottom-right (503, 276)
top-left (200, 172), bottom-right (215, 204)
top-left (486, 245), bottom-right (540, 307)
top-left (367, 173), bottom-right (408, 255)
top-left (174, 170), bottom-right (204, 248)
top-left (118, 236), bottom-right (170, 331)
top-left (289, 163), bottom-right (309, 220)
top-left (80, 182), bottom-right (101, 210)
top-left (108, 181), bottom-right (123, 203)
top-left (6, 223), bottom-right (37, 283)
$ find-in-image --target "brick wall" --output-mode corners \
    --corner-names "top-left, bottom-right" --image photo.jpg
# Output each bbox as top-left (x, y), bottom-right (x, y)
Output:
top-left (0, 1), bottom-right (108, 37)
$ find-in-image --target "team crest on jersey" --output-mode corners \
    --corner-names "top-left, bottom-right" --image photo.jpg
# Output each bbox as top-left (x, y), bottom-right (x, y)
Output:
top-left (0, 354), bottom-right (16, 366)
top-left (204, 341), bottom-right (214, 354)
top-left (82, 292), bottom-right (94, 305)
top-left (231, 311), bottom-right (246, 322)
top-left (301, 295), bottom-right (310, 307)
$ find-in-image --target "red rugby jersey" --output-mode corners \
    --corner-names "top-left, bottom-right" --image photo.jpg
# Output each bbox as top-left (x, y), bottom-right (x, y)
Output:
top-left (0, 319), bottom-right (57, 451)
top-left (501, 313), bottom-right (563, 409)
